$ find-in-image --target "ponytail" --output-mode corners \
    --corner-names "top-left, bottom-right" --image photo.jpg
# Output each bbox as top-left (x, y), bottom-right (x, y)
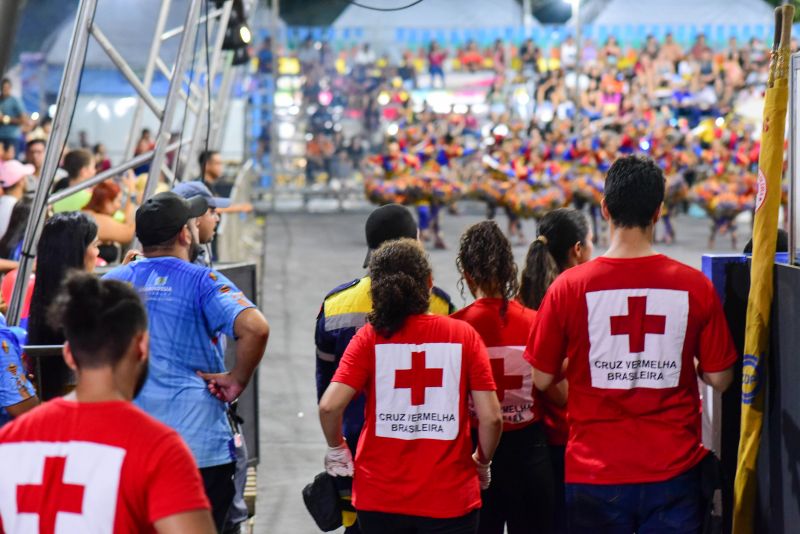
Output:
top-left (368, 239), bottom-right (431, 338)
top-left (518, 208), bottom-right (590, 310)
top-left (518, 238), bottom-right (559, 310)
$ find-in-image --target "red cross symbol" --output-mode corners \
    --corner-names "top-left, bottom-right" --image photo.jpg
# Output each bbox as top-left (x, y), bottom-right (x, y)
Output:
top-left (17, 456), bottom-right (85, 534)
top-left (610, 296), bottom-right (666, 353)
top-left (489, 358), bottom-right (523, 402)
top-left (394, 351), bottom-right (444, 406)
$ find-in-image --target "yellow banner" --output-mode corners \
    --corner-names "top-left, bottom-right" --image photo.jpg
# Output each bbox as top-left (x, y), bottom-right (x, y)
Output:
top-left (731, 60), bottom-right (790, 533)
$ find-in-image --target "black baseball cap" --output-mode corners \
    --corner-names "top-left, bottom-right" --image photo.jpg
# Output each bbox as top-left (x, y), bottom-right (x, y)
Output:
top-left (136, 191), bottom-right (208, 246)
top-left (363, 204), bottom-right (418, 268)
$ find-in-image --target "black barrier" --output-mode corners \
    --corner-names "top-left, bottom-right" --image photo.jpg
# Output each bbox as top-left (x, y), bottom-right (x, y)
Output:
top-left (217, 262), bottom-right (260, 467)
top-left (20, 262), bottom-right (260, 467)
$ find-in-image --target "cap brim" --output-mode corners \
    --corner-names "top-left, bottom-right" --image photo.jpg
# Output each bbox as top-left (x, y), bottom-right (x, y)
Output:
top-left (209, 196), bottom-right (232, 209)
top-left (187, 195), bottom-right (209, 217)
top-left (362, 249), bottom-right (372, 269)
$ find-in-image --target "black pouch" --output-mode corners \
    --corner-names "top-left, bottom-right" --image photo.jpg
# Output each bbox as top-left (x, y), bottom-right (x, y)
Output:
top-left (302, 471), bottom-right (343, 532)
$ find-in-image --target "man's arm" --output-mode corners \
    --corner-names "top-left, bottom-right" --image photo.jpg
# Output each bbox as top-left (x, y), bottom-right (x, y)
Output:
top-left (155, 510), bottom-right (216, 534)
top-left (319, 382), bottom-right (357, 447)
top-left (198, 308), bottom-right (269, 402)
top-left (701, 368), bottom-right (734, 393)
top-left (5, 396), bottom-right (38, 418)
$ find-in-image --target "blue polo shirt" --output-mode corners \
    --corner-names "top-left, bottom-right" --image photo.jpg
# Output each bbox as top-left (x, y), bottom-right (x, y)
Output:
top-left (104, 256), bottom-right (254, 468)
top-left (0, 96), bottom-right (24, 141)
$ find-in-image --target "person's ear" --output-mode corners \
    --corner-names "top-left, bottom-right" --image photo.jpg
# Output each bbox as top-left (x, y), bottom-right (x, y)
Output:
top-left (137, 331), bottom-right (149, 363)
top-left (427, 274), bottom-right (433, 290)
top-left (62, 341), bottom-right (77, 372)
top-left (600, 198), bottom-right (610, 221)
top-left (651, 206), bottom-right (662, 224)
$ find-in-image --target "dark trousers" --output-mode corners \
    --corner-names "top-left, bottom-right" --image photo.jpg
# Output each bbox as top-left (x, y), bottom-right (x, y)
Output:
top-left (201, 462), bottom-right (236, 532)
top-left (549, 445), bottom-right (567, 533)
top-left (565, 465), bottom-right (703, 534)
top-left (358, 509), bottom-right (479, 534)
top-left (478, 423), bottom-right (555, 534)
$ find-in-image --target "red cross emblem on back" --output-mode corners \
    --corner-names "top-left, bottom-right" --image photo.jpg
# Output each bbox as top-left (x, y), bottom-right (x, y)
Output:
top-left (489, 358), bottom-right (523, 402)
top-left (394, 351), bottom-right (444, 406)
top-left (610, 296), bottom-right (666, 353)
top-left (16, 456), bottom-right (85, 534)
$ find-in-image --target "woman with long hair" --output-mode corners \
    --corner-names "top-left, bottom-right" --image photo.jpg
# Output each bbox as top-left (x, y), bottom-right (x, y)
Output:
top-left (27, 212), bottom-right (100, 400)
top-left (452, 220), bottom-right (554, 534)
top-left (0, 198), bottom-right (31, 260)
top-left (518, 208), bottom-right (592, 534)
top-left (319, 239), bottom-right (502, 534)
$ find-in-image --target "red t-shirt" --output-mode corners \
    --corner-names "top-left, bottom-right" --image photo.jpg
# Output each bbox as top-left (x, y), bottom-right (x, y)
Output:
top-left (451, 298), bottom-right (540, 430)
top-left (524, 255), bottom-right (737, 485)
top-left (0, 398), bottom-right (210, 532)
top-left (333, 314), bottom-right (495, 518)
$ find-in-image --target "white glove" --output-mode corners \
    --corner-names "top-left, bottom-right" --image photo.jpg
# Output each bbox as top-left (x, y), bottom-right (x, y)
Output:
top-left (324, 441), bottom-right (354, 477)
top-left (472, 451), bottom-right (492, 490)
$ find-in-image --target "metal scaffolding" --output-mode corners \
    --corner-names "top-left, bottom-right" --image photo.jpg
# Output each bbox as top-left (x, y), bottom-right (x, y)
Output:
top-left (7, 0), bottom-right (246, 325)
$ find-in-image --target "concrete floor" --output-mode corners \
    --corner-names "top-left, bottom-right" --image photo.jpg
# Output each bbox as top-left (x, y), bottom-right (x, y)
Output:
top-left (253, 204), bottom-right (743, 533)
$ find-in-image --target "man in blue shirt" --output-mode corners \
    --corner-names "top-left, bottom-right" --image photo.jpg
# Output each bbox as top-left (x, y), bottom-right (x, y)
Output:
top-left (0, 79), bottom-right (25, 155)
top-left (104, 192), bottom-right (269, 531)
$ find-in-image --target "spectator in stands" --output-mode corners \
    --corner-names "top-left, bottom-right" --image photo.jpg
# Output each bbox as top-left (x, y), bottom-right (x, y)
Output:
top-left (525, 156), bottom-right (737, 532)
top-left (134, 128), bottom-right (155, 175)
top-left (82, 176), bottom-right (138, 262)
top-left (491, 39), bottom-right (507, 73)
top-left (52, 148), bottom-right (96, 213)
top-left (197, 150), bottom-right (252, 214)
top-left (257, 37), bottom-right (273, 74)
top-left (659, 32), bottom-right (683, 66)
top-left (690, 33), bottom-right (711, 61)
top-left (103, 192), bottom-right (270, 531)
top-left (94, 142), bottom-right (112, 173)
top-left (28, 212), bottom-right (100, 400)
top-left (561, 35), bottom-right (578, 70)
top-left (0, 79), bottom-right (25, 155)
top-left (428, 41), bottom-right (447, 88)
top-left (24, 138), bottom-right (45, 188)
top-left (0, 199), bottom-right (31, 261)
top-left (0, 160), bottom-right (33, 239)
top-left (0, 273), bottom-right (216, 533)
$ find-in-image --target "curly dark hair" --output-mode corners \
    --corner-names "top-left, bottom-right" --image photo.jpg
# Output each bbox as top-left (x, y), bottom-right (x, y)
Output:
top-left (518, 208), bottom-right (589, 310)
top-left (456, 220), bottom-right (518, 317)
top-left (368, 239), bottom-right (431, 338)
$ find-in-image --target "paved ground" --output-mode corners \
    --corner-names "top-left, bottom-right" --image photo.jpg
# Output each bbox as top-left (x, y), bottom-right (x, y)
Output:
top-left (253, 203), bottom-right (744, 533)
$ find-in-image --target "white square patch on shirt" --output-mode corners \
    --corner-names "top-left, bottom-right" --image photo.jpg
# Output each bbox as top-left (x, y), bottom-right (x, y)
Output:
top-left (586, 288), bottom-right (689, 390)
top-left (374, 343), bottom-right (462, 440)
top-left (0, 441), bottom-right (126, 534)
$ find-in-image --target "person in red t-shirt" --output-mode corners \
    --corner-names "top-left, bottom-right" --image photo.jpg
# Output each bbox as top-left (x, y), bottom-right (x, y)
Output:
top-left (319, 239), bottom-right (502, 534)
top-left (517, 208), bottom-right (593, 533)
top-left (525, 156), bottom-right (737, 533)
top-left (451, 220), bottom-right (554, 534)
top-left (0, 273), bottom-right (215, 533)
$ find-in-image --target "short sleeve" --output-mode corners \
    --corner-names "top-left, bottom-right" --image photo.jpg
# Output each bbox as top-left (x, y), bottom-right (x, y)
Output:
top-left (0, 337), bottom-right (35, 409)
top-left (524, 280), bottom-right (568, 375)
top-left (199, 271), bottom-right (255, 338)
top-left (146, 430), bottom-right (210, 523)
top-left (332, 325), bottom-right (374, 392)
top-left (696, 283), bottom-right (738, 374)
top-left (466, 325), bottom-right (495, 391)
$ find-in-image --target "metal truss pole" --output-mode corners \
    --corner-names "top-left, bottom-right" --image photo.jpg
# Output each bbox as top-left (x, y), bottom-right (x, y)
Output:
top-left (122, 0), bottom-right (171, 162)
top-left (143, 0), bottom-right (202, 199)
top-left (7, 0), bottom-right (98, 325)
top-left (209, 52), bottom-right (235, 149)
top-left (182, 0), bottom-right (233, 180)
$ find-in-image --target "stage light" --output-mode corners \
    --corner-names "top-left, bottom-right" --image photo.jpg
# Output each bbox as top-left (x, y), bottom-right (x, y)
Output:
top-left (239, 24), bottom-right (251, 45)
top-left (387, 123), bottom-right (399, 136)
top-left (715, 117), bottom-right (725, 127)
top-left (377, 92), bottom-right (391, 106)
top-left (30, 112), bottom-right (39, 121)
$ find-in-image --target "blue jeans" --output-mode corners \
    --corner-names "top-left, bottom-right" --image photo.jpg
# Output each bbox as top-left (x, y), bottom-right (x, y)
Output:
top-left (565, 466), bottom-right (702, 534)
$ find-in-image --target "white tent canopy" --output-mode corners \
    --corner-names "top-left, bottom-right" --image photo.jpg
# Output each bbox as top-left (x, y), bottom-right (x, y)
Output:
top-left (333, 0), bottom-right (536, 29)
top-left (592, 0), bottom-right (774, 27)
